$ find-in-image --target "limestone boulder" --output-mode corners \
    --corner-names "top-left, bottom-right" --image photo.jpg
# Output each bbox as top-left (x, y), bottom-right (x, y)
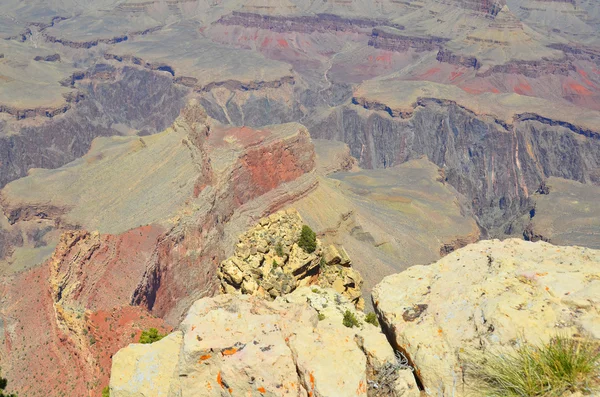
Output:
top-left (372, 239), bottom-right (600, 396)
top-left (110, 331), bottom-right (183, 397)
top-left (110, 287), bottom-right (419, 397)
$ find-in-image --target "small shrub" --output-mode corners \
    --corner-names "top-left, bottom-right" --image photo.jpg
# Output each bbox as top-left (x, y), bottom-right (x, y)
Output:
top-left (275, 242), bottom-right (284, 257)
top-left (272, 260), bottom-right (279, 267)
top-left (343, 310), bottom-right (360, 328)
top-left (318, 313), bottom-right (326, 321)
top-left (365, 312), bottom-right (379, 327)
top-left (139, 328), bottom-right (166, 344)
top-left (298, 225), bottom-right (317, 254)
top-left (319, 256), bottom-right (326, 269)
top-left (102, 386), bottom-right (110, 397)
top-left (466, 335), bottom-right (600, 397)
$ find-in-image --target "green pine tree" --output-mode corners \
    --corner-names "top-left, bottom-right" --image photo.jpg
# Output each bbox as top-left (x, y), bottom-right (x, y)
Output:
top-left (298, 225), bottom-right (317, 253)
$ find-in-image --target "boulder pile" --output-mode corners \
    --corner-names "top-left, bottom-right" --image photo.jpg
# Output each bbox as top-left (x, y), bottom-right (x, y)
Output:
top-left (218, 209), bottom-right (364, 309)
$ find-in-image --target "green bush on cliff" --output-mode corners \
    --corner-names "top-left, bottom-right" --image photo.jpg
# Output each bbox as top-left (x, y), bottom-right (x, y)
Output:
top-left (275, 242), bottom-right (284, 257)
top-left (365, 312), bottom-right (379, 327)
top-left (102, 386), bottom-right (110, 397)
top-left (139, 328), bottom-right (166, 344)
top-left (298, 225), bottom-right (317, 254)
top-left (466, 335), bottom-right (600, 396)
top-left (342, 310), bottom-right (360, 328)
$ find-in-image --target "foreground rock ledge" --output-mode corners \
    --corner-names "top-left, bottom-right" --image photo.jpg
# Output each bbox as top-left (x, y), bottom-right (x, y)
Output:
top-left (373, 238), bottom-right (600, 397)
top-left (110, 287), bottom-right (418, 397)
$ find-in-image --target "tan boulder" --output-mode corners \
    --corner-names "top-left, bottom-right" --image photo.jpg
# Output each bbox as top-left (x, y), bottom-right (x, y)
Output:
top-left (110, 331), bottom-right (183, 397)
top-left (373, 239), bottom-right (600, 396)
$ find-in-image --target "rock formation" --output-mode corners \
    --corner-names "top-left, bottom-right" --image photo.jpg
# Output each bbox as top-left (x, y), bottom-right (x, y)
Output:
top-left (0, 101), bottom-right (319, 396)
top-left (110, 287), bottom-right (419, 397)
top-left (218, 208), bottom-right (364, 309)
top-left (373, 239), bottom-right (600, 396)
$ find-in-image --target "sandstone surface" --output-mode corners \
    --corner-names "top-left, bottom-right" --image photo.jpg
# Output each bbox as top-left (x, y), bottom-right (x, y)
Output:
top-left (110, 287), bottom-right (419, 397)
top-left (373, 238), bottom-right (600, 396)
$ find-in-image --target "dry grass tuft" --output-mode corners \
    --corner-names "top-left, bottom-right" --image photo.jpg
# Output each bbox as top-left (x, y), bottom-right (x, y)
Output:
top-left (466, 335), bottom-right (600, 396)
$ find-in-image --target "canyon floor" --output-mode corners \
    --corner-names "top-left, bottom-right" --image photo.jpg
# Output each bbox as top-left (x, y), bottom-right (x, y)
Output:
top-left (0, 0), bottom-right (599, 396)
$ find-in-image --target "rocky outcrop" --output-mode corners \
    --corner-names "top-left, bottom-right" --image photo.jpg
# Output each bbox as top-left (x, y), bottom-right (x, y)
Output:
top-left (218, 209), bottom-right (364, 308)
top-left (436, 49), bottom-right (481, 69)
top-left (216, 12), bottom-right (405, 34)
top-left (0, 100), bottom-right (319, 397)
top-left (368, 29), bottom-right (448, 53)
top-left (476, 58), bottom-right (576, 78)
top-left (110, 287), bottom-right (419, 397)
top-left (450, 0), bottom-right (506, 15)
top-left (373, 239), bottom-right (600, 396)
top-left (34, 53), bottom-right (61, 62)
top-left (43, 26), bottom-right (161, 49)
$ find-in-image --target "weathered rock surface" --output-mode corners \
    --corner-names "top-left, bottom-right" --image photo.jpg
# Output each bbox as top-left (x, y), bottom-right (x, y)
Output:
top-left (373, 239), bottom-right (600, 396)
top-left (110, 287), bottom-right (419, 397)
top-left (218, 208), bottom-right (364, 308)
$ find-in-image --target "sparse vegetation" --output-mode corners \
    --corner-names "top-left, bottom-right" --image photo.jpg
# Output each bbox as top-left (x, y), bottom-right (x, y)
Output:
top-left (298, 225), bottom-right (317, 254)
top-left (275, 242), bottom-right (284, 257)
top-left (0, 368), bottom-right (17, 397)
top-left (318, 313), bottom-right (326, 321)
top-left (319, 256), bottom-right (326, 269)
top-left (102, 386), bottom-right (110, 397)
top-left (365, 312), bottom-right (379, 327)
top-left (343, 310), bottom-right (360, 328)
top-left (466, 335), bottom-right (600, 396)
top-left (139, 328), bottom-right (166, 344)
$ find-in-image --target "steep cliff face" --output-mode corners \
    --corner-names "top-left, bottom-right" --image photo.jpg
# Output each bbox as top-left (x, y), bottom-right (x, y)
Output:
top-left (307, 100), bottom-right (600, 235)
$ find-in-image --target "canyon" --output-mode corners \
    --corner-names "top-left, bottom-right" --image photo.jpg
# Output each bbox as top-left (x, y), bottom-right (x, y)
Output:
top-left (0, 0), bottom-right (599, 396)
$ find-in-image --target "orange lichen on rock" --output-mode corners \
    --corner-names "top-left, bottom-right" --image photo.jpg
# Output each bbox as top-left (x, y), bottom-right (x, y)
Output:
top-left (222, 347), bottom-right (238, 356)
top-left (356, 380), bottom-right (367, 394)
